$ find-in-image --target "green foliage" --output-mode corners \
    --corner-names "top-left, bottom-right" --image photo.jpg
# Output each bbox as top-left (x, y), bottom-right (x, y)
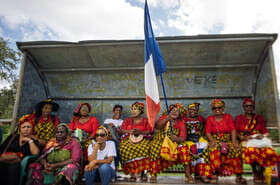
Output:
top-left (0, 124), bottom-right (11, 143)
top-left (0, 37), bottom-right (21, 81)
top-left (0, 79), bottom-right (17, 119)
top-left (268, 128), bottom-right (279, 142)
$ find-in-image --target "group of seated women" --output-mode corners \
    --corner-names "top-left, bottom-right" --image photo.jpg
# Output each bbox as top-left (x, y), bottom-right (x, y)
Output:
top-left (0, 98), bottom-right (279, 185)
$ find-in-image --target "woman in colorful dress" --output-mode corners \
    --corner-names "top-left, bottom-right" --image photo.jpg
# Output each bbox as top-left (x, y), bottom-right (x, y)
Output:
top-left (183, 103), bottom-right (211, 183)
top-left (0, 114), bottom-right (40, 185)
top-left (206, 99), bottom-right (246, 184)
top-left (27, 123), bottom-right (82, 185)
top-left (30, 99), bottom-right (60, 146)
top-left (235, 98), bottom-right (279, 183)
top-left (69, 103), bottom-right (100, 161)
top-left (119, 102), bottom-right (152, 182)
top-left (149, 103), bottom-right (191, 183)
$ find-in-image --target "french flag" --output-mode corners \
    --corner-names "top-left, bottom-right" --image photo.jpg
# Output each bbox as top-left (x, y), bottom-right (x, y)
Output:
top-left (144, 0), bottom-right (167, 129)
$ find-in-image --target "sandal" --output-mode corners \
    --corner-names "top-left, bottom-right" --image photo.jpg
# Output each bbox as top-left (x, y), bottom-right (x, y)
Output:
top-left (129, 176), bottom-right (137, 182)
top-left (209, 175), bottom-right (218, 184)
top-left (185, 176), bottom-right (195, 184)
top-left (253, 176), bottom-right (264, 184)
top-left (201, 176), bottom-right (210, 183)
top-left (150, 176), bottom-right (157, 183)
top-left (141, 173), bottom-right (148, 182)
top-left (236, 176), bottom-right (247, 184)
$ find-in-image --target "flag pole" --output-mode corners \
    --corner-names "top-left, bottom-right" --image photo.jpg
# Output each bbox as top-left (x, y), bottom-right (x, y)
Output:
top-left (159, 73), bottom-right (172, 132)
top-left (159, 73), bottom-right (169, 112)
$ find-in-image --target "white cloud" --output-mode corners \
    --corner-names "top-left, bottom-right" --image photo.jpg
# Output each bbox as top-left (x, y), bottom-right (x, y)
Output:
top-left (165, 0), bottom-right (280, 91)
top-left (167, 0), bottom-right (227, 34)
top-left (0, 26), bottom-right (3, 37)
top-left (0, 0), bottom-right (144, 41)
top-left (1, 0), bottom-right (280, 92)
top-left (134, 0), bottom-right (180, 9)
top-left (0, 80), bottom-right (10, 89)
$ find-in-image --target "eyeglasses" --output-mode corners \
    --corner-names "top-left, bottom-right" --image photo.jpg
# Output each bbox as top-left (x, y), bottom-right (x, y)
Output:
top-left (212, 107), bottom-right (223, 110)
top-left (95, 133), bottom-right (107, 138)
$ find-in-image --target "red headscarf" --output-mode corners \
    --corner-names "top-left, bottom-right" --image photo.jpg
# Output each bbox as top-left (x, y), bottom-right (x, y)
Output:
top-left (242, 98), bottom-right (255, 106)
top-left (73, 103), bottom-right (92, 115)
top-left (211, 98), bottom-right (225, 108)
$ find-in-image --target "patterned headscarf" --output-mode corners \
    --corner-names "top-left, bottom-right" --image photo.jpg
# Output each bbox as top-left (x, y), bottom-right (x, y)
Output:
top-left (166, 103), bottom-right (187, 116)
top-left (243, 98), bottom-right (255, 106)
top-left (131, 102), bottom-right (145, 114)
top-left (210, 98), bottom-right (225, 108)
top-left (18, 114), bottom-right (34, 127)
top-left (188, 102), bottom-right (200, 110)
top-left (94, 125), bottom-right (111, 139)
top-left (57, 123), bottom-right (71, 135)
top-left (73, 103), bottom-right (91, 116)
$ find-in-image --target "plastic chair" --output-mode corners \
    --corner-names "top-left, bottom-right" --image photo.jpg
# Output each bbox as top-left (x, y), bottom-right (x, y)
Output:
top-left (19, 155), bottom-right (38, 185)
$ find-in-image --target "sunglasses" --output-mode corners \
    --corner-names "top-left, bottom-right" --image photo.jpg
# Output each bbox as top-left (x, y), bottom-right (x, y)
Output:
top-left (95, 133), bottom-right (107, 138)
top-left (212, 107), bottom-right (223, 110)
top-left (244, 105), bottom-right (254, 107)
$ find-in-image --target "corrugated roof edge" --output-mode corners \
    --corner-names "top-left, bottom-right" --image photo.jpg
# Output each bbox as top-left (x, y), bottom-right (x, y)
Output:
top-left (16, 33), bottom-right (278, 51)
top-left (79, 33), bottom-right (278, 43)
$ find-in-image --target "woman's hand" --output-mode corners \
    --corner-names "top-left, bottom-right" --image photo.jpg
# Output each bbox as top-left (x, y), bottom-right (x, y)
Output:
top-left (232, 140), bottom-right (240, 148)
top-left (256, 134), bottom-right (264, 140)
top-left (21, 136), bottom-right (32, 143)
top-left (85, 160), bottom-right (98, 171)
top-left (31, 135), bottom-right (46, 145)
top-left (47, 163), bottom-right (58, 171)
top-left (209, 140), bottom-right (217, 148)
top-left (108, 123), bottom-right (115, 127)
top-left (132, 128), bottom-right (141, 135)
top-left (44, 162), bottom-right (58, 171)
top-left (170, 135), bottom-right (178, 142)
top-left (93, 143), bottom-right (100, 150)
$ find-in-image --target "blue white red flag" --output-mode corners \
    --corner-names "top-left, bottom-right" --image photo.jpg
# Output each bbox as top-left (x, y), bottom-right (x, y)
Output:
top-left (144, 0), bottom-right (167, 129)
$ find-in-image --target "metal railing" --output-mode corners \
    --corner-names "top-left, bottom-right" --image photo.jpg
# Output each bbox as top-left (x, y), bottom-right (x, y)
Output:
top-left (0, 119), bottom-right (13, 124)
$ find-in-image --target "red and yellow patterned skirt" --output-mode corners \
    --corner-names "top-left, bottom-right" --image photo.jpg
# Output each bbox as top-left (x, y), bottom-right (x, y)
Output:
top-left (149, 129), bottom-right (190, 175)
top-left (242, 147), bottom-right (279, 167)
top-left (119, 136), bottom-right (150, 174)
top-left (186, 138), bottom-right (212, 177)
top-left (208, 134), bottom-right (243, 176)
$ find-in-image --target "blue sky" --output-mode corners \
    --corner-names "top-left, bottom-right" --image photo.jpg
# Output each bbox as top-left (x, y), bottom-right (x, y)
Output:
top-left (1, 0), bottom-right (280, 88)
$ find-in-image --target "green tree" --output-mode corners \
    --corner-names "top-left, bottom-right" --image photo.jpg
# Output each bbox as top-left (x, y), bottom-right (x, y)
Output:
top-left (0, 37), bottom-right (21, 81)
top-left (0, 79), bottom-right (17, 118)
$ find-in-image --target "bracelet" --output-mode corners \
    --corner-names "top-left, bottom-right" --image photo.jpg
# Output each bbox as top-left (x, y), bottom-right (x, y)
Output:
top-left (28, 139), bottom-right (34, 144)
